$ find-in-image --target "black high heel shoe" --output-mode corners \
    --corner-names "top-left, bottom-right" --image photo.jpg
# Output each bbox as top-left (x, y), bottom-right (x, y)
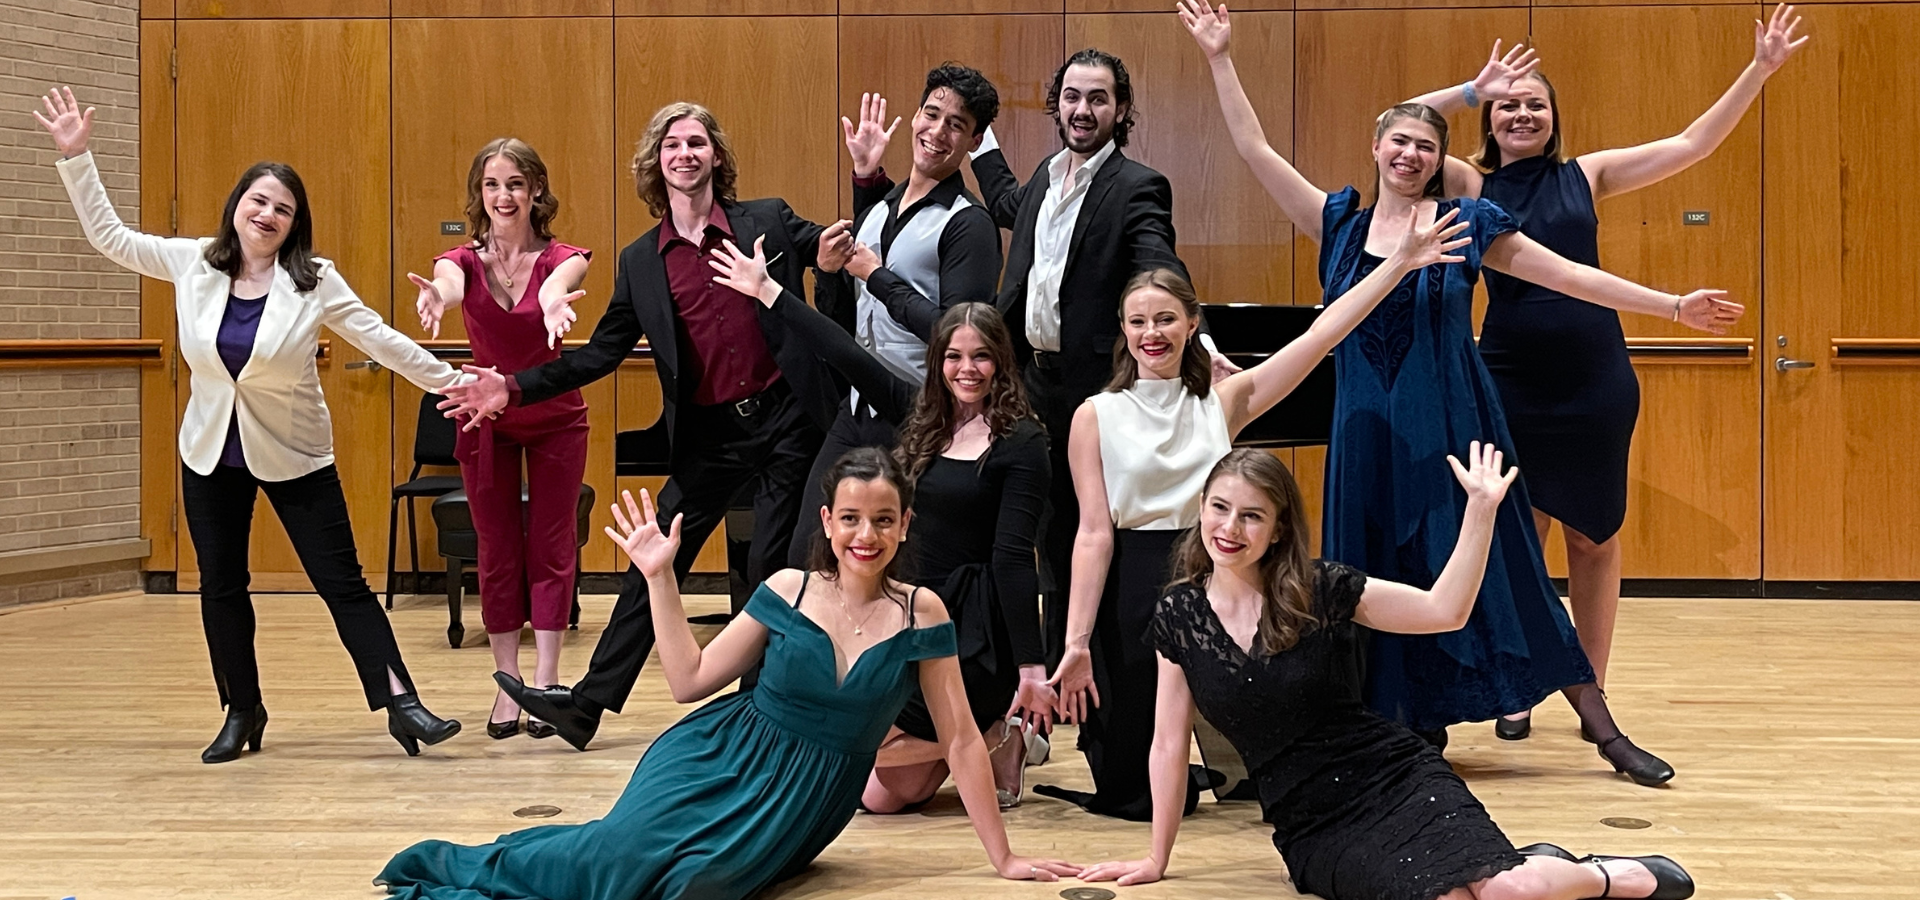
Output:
top-left (1584, 853), bottom-right (1695, 900)
top-left (1495, 715), bottom-right (1531, 741)
top-left (1596, 734), bottom-right (1675, 786)
top-left (388, 692), bottom-right (461, 756)
top-left (487, 717), bottom-right (522, 740)
top-left (1515, 842), bottom-right (1576, 861)
top-left (202, 703), bottom-right (268, 764)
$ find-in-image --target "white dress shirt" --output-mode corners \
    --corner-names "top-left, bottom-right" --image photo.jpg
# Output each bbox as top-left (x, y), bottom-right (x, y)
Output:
top-left (1024, 139), bottom-right (1117, 353)
top-left (56, 151), bottom-right (466, 481)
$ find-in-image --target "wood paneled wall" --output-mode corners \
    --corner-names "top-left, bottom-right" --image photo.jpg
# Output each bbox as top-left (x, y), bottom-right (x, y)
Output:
top-left (137, 2), bottom-right (1920, 585)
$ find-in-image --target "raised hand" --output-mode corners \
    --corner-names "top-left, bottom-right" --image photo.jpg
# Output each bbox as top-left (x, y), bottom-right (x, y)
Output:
top-left (1470, 40), bottom-right (1541, 104)
top-left (543, 289), bottom-right (584, 349)
top-left (1674, 289), bottom-right (1744, 335)
top-left (1210, 351), bottom-right (1244, 385)
top-left (1389, 205), bottom-right (1472, 272)
top-left (816, 219), bottom-right (855, 274)
top-left (408, 272), bottom-right (448, 338)
top-left (1080, 857), bottom-right (1165, 887)
top-left (1176, 0), bottom-right (1232, 61)
top-left (437, 364), bottom-right (507, 430)
top-left (994, 855), bottom-right (1083, 883)
top-left (1754, 3), bottom-right (1809, 75)
top-left (1446, 440), bottom-right (1519, 509)
top-left (709, 235), bottom-right (777, 306)
top-left (1046, 645), bottom-right (1099, 725)
top-left (841, 92), bottom-right (899, 179)
top-left (605, 488), bottom-right (683, 580)
top-left (31, 87), bottom-right (94, 158)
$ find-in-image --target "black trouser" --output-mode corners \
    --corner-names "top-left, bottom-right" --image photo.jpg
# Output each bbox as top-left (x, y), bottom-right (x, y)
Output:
top-left (181, 462), bottom-right (414, 711)
top-left (1023, 354), bottom-right (1101, 668)
top-left (575, 383), bottom-right (824, 713)
top-left (785, 403), bottom-right (899, 570)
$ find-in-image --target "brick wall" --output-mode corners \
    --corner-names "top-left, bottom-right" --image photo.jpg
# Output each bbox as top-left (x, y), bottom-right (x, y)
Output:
top-left (0, 0), bottom-right (145, 607)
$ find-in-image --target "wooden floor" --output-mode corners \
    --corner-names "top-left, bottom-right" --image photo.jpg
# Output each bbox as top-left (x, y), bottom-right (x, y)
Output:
top-left (2, 591), bottom-right (1915, 900)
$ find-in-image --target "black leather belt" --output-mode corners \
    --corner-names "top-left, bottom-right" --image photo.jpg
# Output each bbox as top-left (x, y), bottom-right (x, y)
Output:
top-left (1031, 349), bottom-right (1064, 370)
top-left (714, 379), bottom-right (788, 420)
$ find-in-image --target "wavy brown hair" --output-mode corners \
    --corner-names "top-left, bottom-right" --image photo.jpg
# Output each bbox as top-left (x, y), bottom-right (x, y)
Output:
top-left (894, 303), bottom-right (1034, 481)
top-left (631, 102), bottom-right (738, 219)
top-left (204, 162), bottom-right (319, 292)
top-left (1105, 268), bottom-right (1211, 399)
top-left (1171, 449), bottom-right (1319, 656)
top-left (807, 447), bottom-right (918, 607)
top-left (465, 137), bottom-right (560, 248)
top-left (1471, 71), bottom-right (1564, 171)
top-left (1372, 102), bottom-right (1450, 201)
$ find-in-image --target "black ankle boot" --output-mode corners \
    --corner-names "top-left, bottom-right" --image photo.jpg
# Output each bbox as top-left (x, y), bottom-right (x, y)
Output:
top-left (388, 692), bottom-right (461, 756)
top-left (202, 703), bottom-right (268, 764)
top-left (1596, 734), bottom-right (1675, 786)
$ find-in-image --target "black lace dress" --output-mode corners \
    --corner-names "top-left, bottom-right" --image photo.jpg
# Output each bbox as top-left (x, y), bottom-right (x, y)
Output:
top-left (1149, 562), bottom-right (1524, 900)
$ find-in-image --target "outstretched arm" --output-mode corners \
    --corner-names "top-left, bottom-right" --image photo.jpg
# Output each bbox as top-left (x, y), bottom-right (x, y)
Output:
top-left (1578, 3), bottom-right (1808, 200)
top-left (536, 251), bottom-right (590, 349)
top-left (39, 88), bottom-right (199, 282)
top-left (407, 259), bottom-right (467, 340)
top-left (1217, 206), bottom-right (1470, 436)
top-left (607, 488), bottom-right (770, 703)
top-left (967, 127), bottom-right (1027, 229)
top-left (1484, 231), bottom-right (1744, 333)
top-left (1178, 0), bottom-right (1327, 240)
top-left (316, 264), bottom-right (467, 394)
top-left (917, 599), bottom-right (1084, 883)
top-left (1080, 656), bottom-right (1196, 886)
top-left (1353, 442), bottom-right (1516, 633)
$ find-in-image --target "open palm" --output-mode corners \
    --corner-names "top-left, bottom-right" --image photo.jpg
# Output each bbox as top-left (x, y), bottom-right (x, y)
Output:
top-left (1754, 3), bottom-right (1809, 74)
top-left (606, 489), bottom-right (682, 579)
top-left (31, 87), bottom-right (93, 157)
top-left (1446, 441), bottom-right (1519, 508)
top-left (1176, 0), bottom-right (1232, 60)
top-left (1393, 205), bottom-right (1471, 271)
top-left (1470, 40), bottom-right (1541, 103)
top-left (544, 289), bottom-right (584, 349)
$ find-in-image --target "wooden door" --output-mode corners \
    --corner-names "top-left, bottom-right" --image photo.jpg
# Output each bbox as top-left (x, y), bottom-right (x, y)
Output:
top-left (389, 16), bottom-right (620, 575)
top-left (1531, 5), bottom-right (1765, 579)
top-left (173, 19), bottom-right (393, 591)
top-left (1763, 3), bottom-right (1920, 581)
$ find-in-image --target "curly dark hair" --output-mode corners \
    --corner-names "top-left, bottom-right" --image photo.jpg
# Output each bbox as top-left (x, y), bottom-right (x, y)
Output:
top-left (894, 303), bottom-right (1035, 482)
top-left (1046, 48), bottom-right (1135, 149)
top-left (923, 62), bottom-right (999, 136)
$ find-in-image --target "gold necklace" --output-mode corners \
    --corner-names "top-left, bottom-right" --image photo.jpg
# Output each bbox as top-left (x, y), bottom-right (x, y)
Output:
top-left (487, 242), bottom-right (534, 290)
top-left (837, 587), bottom-right (889, 636)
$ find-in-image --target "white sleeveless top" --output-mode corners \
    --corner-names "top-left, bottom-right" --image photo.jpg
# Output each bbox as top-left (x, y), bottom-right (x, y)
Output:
top-left (1088, 377), bottom-right (1231, 531)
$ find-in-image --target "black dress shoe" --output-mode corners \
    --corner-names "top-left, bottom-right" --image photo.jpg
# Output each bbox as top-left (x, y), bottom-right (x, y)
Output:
top-left (1495, 716), bottom-right (1531, 741)
top-left (1596, 734), bottom-right (1675, 786)
top-left (388, 692), bottom-right (461, 756)
top-left (486, 717), bottom-right (521, 740)
top-left (202, 703), bottom-right (268, 764)
top-left (494, 672), bottom-right (598, 751)
top-left (526, 719), bottom-right (558, 739)
top-left (1584, 853), bottom-right (1695, 900)
top-left (1515, 842), bottom-right (1577, 861)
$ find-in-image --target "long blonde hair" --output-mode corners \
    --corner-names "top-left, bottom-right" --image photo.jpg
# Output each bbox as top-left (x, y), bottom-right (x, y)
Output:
top-left (631, 102), bottom-right (738, 219)
top-left (1170, 449), bottom-right (1319, 655)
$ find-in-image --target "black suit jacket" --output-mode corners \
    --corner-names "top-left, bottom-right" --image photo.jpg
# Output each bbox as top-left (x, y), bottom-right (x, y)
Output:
top-left (972, 144), bottom-right (1188, 391)
top-left (510, 198), bottom-right (839, 465)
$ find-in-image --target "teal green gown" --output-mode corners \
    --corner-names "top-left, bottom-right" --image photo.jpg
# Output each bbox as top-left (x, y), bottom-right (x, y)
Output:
top-left (377, 580), bottom-right (957, 900)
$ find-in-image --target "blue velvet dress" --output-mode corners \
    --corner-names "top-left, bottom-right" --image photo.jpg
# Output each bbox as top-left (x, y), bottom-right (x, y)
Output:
top-left (1316, 187), bottom-right (1596, 732)
top-left (377, 581), bottom-right (957, 900)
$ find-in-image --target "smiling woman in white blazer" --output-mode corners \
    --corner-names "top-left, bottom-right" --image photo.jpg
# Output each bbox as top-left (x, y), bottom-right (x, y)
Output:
top-left (36, 86), bottom-right (467, 763)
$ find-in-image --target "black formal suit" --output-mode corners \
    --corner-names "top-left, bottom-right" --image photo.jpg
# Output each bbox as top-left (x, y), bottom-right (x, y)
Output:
top-left (969, 143), bottom-right (1187, 662)
top-left (511, 197), bottom-right (836, 714)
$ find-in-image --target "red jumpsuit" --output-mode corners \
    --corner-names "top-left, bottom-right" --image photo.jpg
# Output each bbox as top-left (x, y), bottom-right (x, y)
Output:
top-left (441, 242), bottom-right (591, 634)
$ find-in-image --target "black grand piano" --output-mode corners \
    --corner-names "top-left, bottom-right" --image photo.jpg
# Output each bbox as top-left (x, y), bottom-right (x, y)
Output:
top-left (1202, 302), bottom-right (1336, 448)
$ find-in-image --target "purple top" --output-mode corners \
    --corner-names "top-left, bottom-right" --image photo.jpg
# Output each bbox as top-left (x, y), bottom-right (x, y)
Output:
top-left (216, 294), bottom-right (268, 468)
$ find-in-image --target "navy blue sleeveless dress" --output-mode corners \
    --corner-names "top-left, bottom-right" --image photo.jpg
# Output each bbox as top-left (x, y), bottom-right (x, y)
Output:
top-left (1479, 157), bottom-right (1639, 543)
top-left (1316, 188), bottom-right (1596, 732)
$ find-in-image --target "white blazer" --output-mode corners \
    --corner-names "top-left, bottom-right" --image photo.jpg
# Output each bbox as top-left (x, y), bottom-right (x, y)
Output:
top-left (56, 151), bottom-right (465, 482)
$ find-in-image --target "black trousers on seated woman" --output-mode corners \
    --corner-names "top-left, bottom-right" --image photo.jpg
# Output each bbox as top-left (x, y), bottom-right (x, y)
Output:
top-left (181, 462), bottom-right (415, 710)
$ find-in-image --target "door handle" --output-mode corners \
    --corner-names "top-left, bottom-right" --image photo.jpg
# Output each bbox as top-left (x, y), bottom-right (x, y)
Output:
top-left (1774, 356), bottom-right (1815, 373)
top-left (345, 359), bottom-right (384, 373)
